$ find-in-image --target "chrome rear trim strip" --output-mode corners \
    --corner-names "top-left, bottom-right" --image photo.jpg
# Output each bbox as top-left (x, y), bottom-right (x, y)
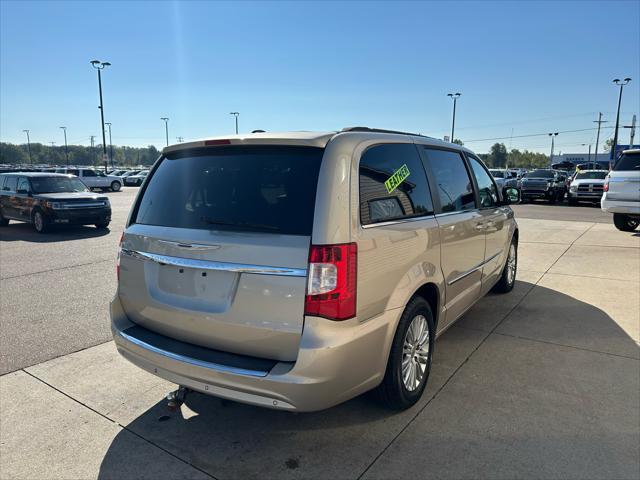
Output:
top-left (118, 329), bottom-right (269, 377)
top-left (121, 249), bottom-right (307, 277)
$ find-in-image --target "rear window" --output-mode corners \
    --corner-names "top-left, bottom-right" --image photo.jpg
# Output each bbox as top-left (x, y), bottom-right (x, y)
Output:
top-left (614, 152), bottom-right (640, 171)
top-left (134, 146), bottom-right (324, 235)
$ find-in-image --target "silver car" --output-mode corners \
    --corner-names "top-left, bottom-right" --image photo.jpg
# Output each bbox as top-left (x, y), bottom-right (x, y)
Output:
top-left (111, 128), bottom-right (520, 412)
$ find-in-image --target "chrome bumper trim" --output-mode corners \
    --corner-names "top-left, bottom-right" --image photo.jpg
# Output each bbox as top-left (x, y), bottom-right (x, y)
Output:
top-left (117, 329), bottom-right (270, 378)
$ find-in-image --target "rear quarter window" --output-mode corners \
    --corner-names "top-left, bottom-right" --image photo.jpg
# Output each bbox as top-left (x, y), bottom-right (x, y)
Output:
top-left (359, 143), bottom-right (434, 225)
top-left (133, 146), bottom-right (324, 235)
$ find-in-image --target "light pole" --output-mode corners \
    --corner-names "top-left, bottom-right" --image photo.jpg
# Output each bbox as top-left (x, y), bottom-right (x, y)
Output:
top-left (90, 59), bottom-right (111, 172)
top-left (230, 112), bottom-right (239, 134)
top-left (447, 93), bottom-right (461, 143)
top-left (160, 117), bottom-right (169, 146)
top-left (548, 132), bottom-right (559, 166)
top-left (105, 122), bottom-right (114, 167)
top-left (611, 78), bottom-right (631, 161)
top-left (23, 129), bottom-right (32, 164)
top-left (59, 126), bottom-right (69, 165)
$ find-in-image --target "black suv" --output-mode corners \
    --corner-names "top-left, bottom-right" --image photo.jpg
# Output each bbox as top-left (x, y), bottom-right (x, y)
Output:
top-left (0, 173), bottom-right (111, 233)
top-left (520, 169), bottom-right (567, 204)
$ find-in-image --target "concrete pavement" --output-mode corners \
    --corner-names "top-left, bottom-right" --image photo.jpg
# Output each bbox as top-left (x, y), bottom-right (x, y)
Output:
top-left (1, 214), bottom-right (639, 479)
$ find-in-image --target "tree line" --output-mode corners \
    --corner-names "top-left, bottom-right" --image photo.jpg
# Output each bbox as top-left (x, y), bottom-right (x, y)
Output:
top-left (1, 140), bottom-right (552, 170)
top-left (0, 142), bottom-right (161, 167)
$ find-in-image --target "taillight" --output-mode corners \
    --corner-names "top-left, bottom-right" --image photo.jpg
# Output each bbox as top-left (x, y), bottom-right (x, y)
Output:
top-left (603, 177), bottom-right (609, 192)
top-left (304, 243), bottom-right (357, 320)
top-left (204, 139), bottom-right (231, 146)
top-left (116, 232), bottom-right (124, 281)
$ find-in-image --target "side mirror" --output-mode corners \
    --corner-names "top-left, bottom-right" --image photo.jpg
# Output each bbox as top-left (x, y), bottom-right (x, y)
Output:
top-left (502, 187), bottom-right (520, 205)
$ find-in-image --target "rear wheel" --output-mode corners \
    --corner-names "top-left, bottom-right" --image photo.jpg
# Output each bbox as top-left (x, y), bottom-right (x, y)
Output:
top-left (32, 209), bottom-right (48, 233)
top-left (375, 296), bottom-right (434, 410)
top-left (111, 181), bottom-right (121, 192)
top-left (568, 198), bottom-right (577, 206)
top-left (492, 238), bottom-right (517, 293)
top-left (613, 214), bottom-right (640, 232)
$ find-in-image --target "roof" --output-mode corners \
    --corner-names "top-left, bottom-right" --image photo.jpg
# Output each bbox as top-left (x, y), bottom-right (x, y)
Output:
top-left (575, 169), bottom-right (609, 173)
top-left (161, 127), bottom-right (463, 155)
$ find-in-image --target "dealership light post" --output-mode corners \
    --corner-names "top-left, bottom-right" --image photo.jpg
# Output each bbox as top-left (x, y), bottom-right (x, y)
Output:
top-left (581, 143), bottom-right (592, 163)
top-left (447, 93), bottom-right (461, 143)
top-left (105, 122), bottom-right (114, 167)
top-left (548, 132), bottom-right (559, 165)
top-left (611, 78), bottom-right (631, 161)
top-left (160, 117), bottom-right (169, 146)
top-left (23, 129), bottom-right (32, 164)
top-left (90, 60), bottom-right (111, 173)
top-left (59, 126), bottom-right (69, 165)
top-left (230, 112), bottom-right (239, 134)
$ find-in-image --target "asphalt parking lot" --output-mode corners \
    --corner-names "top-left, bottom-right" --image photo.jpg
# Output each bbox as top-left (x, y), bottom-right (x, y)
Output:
top-left (1, 188), bottom-right (639, 479)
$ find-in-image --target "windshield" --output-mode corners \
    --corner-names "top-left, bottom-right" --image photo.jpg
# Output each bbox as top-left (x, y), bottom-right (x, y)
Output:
top-left (134, 146), bottom-right (324, 235)
top-left (30, 176), bottom-right (88, 193)
top-left (490, 170), bottom-right (505, 178)
top-left (527, 170), bottom-right (555, 179)
top-left (576, 171), bottom-right (608, 180)
top-left (614, 152), bottom-right (640, 171)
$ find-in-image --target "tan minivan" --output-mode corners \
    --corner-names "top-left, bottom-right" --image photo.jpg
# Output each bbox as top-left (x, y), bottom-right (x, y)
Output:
top-left (111, 128), bottom-right (520, 412)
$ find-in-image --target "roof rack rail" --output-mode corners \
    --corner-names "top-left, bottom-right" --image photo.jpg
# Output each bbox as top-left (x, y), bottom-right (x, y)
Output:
top-left (340, 126), bottom-right (432, 138)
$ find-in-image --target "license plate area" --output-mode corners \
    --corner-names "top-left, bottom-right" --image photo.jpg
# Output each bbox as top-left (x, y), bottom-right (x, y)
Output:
top-left (146, 262), bottom-right (239, 314)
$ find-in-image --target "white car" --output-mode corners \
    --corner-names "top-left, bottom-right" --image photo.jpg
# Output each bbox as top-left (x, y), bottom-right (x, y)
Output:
top-left (123, 170), bottom-right (149, 186)
top-left (601, 149), bottom-right (640, 231)
top-left (489, 169), bottom-right (519, 190)
top-left (55, 167), bottom-right (122, 192)
top-left (567, 170), bottom-right (608, 206)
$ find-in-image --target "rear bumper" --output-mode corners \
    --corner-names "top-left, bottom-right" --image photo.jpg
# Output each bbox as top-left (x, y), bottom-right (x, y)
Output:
top-left (110, 295), bottom-right (399, 412)
top-left (601, 194), bottom-right (640, 215)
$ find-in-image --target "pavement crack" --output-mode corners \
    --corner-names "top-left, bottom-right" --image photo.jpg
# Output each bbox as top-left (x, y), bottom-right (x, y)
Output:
top-left (491, 331), bottom-right (640, 361)
top-left (21, 369), bottom-right (218, 480)
top-left (1, 258), bottom-right (113, 280)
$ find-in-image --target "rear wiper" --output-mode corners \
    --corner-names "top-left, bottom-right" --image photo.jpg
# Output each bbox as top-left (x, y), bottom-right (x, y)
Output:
top-left (201, 217), bottom-right (280, 231)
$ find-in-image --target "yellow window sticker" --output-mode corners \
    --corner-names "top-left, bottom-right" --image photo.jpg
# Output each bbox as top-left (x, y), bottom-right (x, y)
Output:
top-left (384, 164), bottom-right (410, 194)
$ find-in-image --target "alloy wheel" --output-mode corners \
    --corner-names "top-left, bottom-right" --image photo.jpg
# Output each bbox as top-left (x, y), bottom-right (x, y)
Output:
top-left (401, 314), bottom-right (430, 391)
top-left (506, 243), bottom-right (517, 285)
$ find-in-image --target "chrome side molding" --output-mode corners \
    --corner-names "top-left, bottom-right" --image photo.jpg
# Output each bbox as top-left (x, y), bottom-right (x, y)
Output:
top-left (447, 249), bottom-right (503, 286)
top-left (120, 248), bottom-right (307, 277)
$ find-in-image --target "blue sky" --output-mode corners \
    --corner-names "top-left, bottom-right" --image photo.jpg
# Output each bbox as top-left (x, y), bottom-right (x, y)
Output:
top-left (1, 0), bottom-right (639, 154)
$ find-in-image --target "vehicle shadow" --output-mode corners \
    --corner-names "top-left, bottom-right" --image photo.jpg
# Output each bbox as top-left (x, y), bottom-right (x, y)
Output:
top-left (97, 281), bottom-right (640, 480)
top-left (0, 222), bottom-right (109, 243)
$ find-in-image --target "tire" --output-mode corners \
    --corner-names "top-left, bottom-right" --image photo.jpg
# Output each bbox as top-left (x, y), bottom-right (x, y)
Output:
top-left (110, 181), bottom-right (121, 192)
top-left (548, 194), bottom-right (556, 205)
top-left (613, 213), bottom-right (640, 232)
top-left (32, 209), bottom-right (48, 233)
top-left (568, 198), bottom-right (577, 206)
top-left (95, 221), bottom-right (110, 229)
top-left (375, 296), bottom-right (434, 410)
top-left (492, 237), bottom-right (517, 293)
